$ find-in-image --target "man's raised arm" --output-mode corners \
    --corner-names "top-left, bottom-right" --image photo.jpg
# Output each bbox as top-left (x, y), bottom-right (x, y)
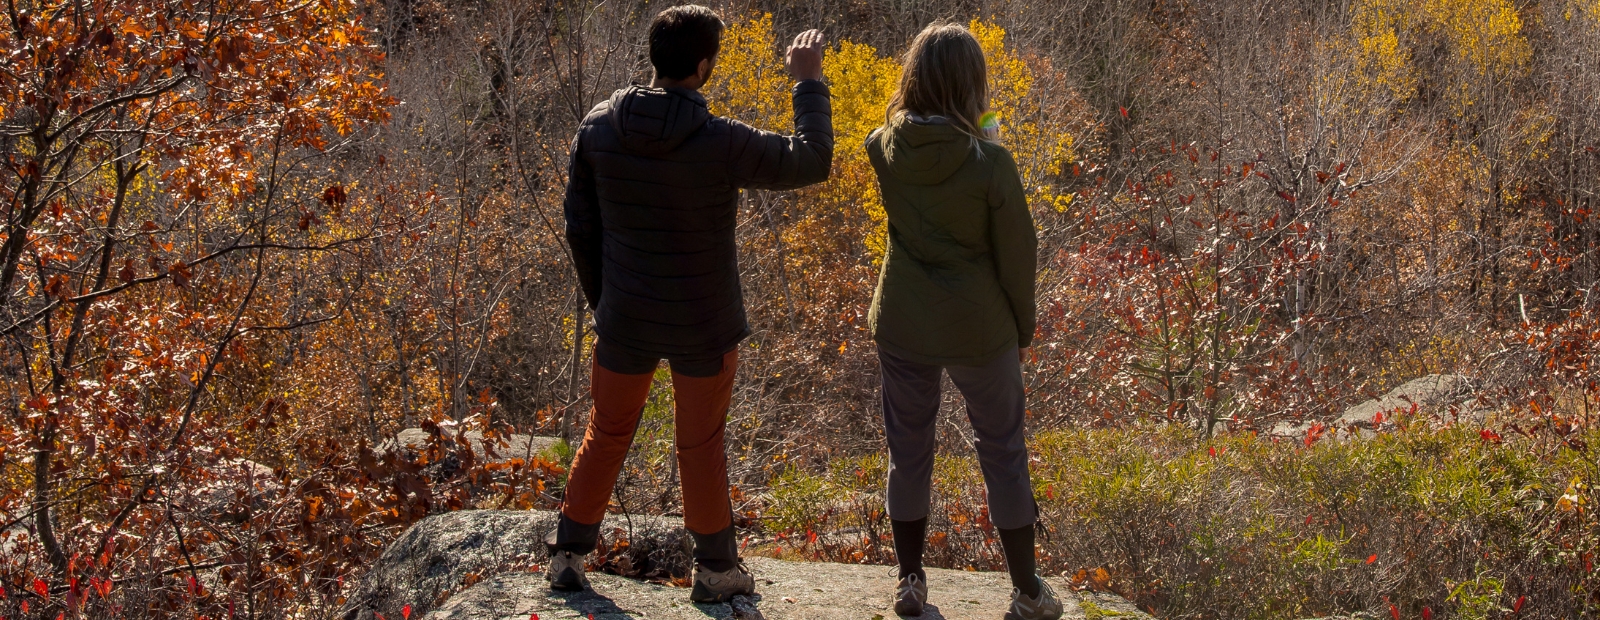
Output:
top-left (729, 29), bottom-right (834, 190)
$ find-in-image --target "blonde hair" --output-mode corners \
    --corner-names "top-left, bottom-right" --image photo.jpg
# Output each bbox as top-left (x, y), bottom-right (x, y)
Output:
top-left (881, 22), bottom-right (993, 159)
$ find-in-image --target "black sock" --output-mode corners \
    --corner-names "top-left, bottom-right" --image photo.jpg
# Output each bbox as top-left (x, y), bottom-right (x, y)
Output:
top-left (998, 524), bottom-right (1039, 597)
top-left (691, 525), bottom-right (739, 572)
top-left (547, 512), bottom-right (602, 555)
top-left (891, 518), bottom-right (927, 580)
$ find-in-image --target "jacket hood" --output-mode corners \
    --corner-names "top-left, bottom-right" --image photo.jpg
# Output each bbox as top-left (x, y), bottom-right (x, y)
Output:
top-left (606, 85), bottom-right (711, 154)
top-left (876, 116), bottom-right (975, 185)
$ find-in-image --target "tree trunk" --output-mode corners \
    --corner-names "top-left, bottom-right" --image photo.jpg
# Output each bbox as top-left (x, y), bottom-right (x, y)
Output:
top-left (562, 303), bottom-right (586, 443)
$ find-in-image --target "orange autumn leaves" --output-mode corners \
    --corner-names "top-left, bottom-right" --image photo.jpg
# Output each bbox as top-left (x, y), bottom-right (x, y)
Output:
top-left (2, 0), bottom-right (394, 616)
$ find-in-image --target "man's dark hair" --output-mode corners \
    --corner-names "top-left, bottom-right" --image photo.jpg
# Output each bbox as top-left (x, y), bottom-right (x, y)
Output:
top-left (649, 5), bottom-right (724, 80)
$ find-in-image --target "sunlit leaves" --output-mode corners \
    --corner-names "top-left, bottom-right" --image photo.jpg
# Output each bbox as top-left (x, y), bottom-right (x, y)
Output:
top-left (1, 0), bottom-right (393, 615)
top-left (707, 14), bottom-right (789, 131)
top-left (710, 16), bottom-right (1088, 262)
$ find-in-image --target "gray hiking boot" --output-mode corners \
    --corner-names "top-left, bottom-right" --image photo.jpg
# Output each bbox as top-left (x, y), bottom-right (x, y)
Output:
top-left (546, 549), bottom-right (589, 591)
top-left (1009, 576), bottom-right (1064, 620)
top-left (689, 562), bottom-right (755, 603)
top-left (893, 572), bottom-right (928, 616)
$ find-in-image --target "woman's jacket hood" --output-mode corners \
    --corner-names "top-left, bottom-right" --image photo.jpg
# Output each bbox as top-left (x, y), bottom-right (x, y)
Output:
top-left (876, 116), bottom-right (976, 186)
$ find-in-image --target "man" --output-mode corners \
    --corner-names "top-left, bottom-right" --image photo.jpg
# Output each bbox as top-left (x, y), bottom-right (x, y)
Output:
top-left (551, 5), bottom-right (831, 603)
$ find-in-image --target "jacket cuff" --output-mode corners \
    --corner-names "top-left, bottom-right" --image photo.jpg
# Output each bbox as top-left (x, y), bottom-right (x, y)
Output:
top-left (793, 79), bottom-right (830, 96)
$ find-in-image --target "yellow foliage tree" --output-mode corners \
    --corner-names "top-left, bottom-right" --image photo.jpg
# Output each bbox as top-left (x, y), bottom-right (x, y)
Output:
top-left (708, 16), bottom-right (1089, 261)
top-left (969, 20), bottom-right (1083, 215)
top-left (707, 13), bottom-right (789, 131)
top-left (1425, 0), bottom-right (1531, 78)
top-left (1349, 0), bottom-right (1419, 103)
top-left (1349, 0), bottom-right (1531, 113)
top-left (816, 40), bottom-right (900, 259)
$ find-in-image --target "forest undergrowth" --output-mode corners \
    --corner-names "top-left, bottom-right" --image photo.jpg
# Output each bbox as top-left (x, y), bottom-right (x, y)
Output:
top-left (4, 0), bottom-right (1600, 617)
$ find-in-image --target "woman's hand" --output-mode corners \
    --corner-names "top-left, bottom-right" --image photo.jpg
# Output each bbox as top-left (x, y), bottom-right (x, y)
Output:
top-left (1019, 347), bottom-right (1031, 364)
top-left (786, 29), bottom-right (826, 82)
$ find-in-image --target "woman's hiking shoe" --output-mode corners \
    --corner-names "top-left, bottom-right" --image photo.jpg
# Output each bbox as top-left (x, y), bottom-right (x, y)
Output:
top-left (546, 550), bottom-right (589, 591)
top-left (1008, 576), bottom-right (1064, 620)
top-left (689, 562), bottom-right (755, 603)
top-left (893, 572), bottom-right (928, 616)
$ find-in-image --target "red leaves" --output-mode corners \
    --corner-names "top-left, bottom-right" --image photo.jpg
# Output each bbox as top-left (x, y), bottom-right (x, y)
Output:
top-left (118, 258), bottom-right (136, 283)
top-left (1422, 607), bottom-right (1433, 620)
top-left (93, 26), bottom-right (117, 48)
top-left (1389, 603), bottom-right (1400, 620)
top-left (214, 36), bottom-right (253, 72)
top-left (322, 185), bottom-right (348, 211)
top-left (90, 577), bottom-right (112, 598)
top-left (402, 603), bottom-right (412, 619)
top-left (1513, 595), bottom-right (1527, 613)
top-left (1303, 422), bottom-right (1328, 447)
top-left (33, 577), bottom-right (49, 601)
top-left (1276, 190), bottom-right (1296, 203)
top-left (1365, 554), bottom-right (1377, 564)
top-left (168, 260), bottom-right (192, 287)
top-left (1315, 170), bottom-right (1331, 184)
top-left (1119, 106), bottom-right (1129, 118)
top-left (1479, 428), bottom-right (1503, 444)
top-left (44, 274), bottom-right (71, 298)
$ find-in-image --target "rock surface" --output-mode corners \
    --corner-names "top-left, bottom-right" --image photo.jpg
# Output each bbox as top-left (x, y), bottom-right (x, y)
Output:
top-left (426, 556), bottom-right (1151, 619)
top-left (388, 428), bottom-right (559, 462)
top-left (343, 510), bottom-right (694, 620)
top-left (1335, 374), bottom-right (1473, 427)
top-left (343, 510), bottom-right (559, 620)
top-left (346, 510), bottom-right (1152, 620)
top-left (1271, 374), bottom-right (1474, 439)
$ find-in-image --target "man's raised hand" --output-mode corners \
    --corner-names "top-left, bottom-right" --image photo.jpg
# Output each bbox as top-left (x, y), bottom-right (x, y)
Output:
top-left (785, 29), bottom-right (826, 82)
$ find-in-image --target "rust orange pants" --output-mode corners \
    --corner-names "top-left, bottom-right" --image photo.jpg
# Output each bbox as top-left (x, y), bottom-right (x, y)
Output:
top-left (560, 347), bottom-right (738, 536)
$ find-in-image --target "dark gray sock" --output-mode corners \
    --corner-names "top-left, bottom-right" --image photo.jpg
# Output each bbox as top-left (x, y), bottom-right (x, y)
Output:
top-left (547, 512), bottom-right (601, 555)
top-left (891, 518), bottom-right (927, 580)
top-left (691, 525), bottom-right (739, 572)
top-left (998, 524), bottom-right (1040, 597)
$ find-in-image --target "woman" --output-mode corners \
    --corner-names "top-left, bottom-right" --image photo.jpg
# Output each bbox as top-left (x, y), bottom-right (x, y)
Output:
top-left (864, 22), bottom-right (1061, 620)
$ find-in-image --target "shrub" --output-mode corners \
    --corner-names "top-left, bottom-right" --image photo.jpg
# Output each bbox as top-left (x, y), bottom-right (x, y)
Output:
top-left (760, 422), bottom-right (1600, 618)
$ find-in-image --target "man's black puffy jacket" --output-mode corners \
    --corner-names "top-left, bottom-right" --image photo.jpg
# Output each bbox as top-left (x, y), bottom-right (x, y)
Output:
top-left (563, 80), bottom-right (834, 359)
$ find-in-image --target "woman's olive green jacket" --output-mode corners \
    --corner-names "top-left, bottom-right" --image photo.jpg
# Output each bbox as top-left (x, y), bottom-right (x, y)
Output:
top-left (865, 117), bottom-right (1037, 367)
